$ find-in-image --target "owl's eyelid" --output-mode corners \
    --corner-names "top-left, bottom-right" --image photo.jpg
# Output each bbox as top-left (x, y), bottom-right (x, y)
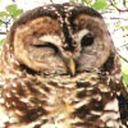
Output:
top-left (33, 43), bottom-right (49, 48)
top-left (86, 33), bottom-right (93, 37)
top-left (33, 42), bottom-right (59, 52)
top-left (33, 42), bottom-right (53, 47)
top-left (39, 35), bottom-right (62, 46)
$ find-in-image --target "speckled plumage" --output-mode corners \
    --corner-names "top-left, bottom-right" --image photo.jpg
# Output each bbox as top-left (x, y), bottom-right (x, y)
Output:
top-left (0, 3), bottom-right (128, 128)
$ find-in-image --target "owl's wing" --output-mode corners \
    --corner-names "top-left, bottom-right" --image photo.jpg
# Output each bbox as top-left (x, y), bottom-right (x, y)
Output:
top-left (117, 85), bottom-right (128, 126)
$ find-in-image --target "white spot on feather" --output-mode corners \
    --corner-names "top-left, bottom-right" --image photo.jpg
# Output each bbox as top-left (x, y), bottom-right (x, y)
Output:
top-left (104, 98), bottom-right (119, 111)
top-left (6, 93), bottom-right (11, 98)
top-left (12, 83), bottom-right (17, 88)
top-left (5, 102), bottom-right (10, 108)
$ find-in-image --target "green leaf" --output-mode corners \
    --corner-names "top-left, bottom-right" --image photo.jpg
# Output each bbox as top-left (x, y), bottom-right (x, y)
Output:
top-left (0, 39), bottom-right (5, 46)
top-left (6, 4), bottom-right (18, 15)
top-left (0, 11), bottom-right (9, 17)
top-left (122, 66), bottom-right (128, 87)
top-left (92, 0), bottom-right (107, 11)
top-left (15, 9), bottom-right (23, 17)
top-left (84, 0), bottom-right (92, 3)
top-left (123, 73), bottom-right (128, 87)
top-left (70, 0), bottom-right (75, 2)
top-left (123, 26), bottom-right (128, 30)
top-left (6, 4), bottom-right (23, 20)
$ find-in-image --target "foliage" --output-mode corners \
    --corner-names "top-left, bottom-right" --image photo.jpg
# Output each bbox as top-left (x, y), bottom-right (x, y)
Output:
top-left (122, 58), bottom-right (128, 87)
top-left (0, 39), bottom-right (4, 46)
top-left (0, 3), bottom-right (24, 56)
top-left (122, 67), bottom-right (128, 86)
top-left (91, 0), bottom-right (107, 11)
top-left (70, 0), bottom-right (108, 11)
top-left (0, 3), bottom-right (23, 34)
top-left (6, 4), bottom-right (23, 20)
top-left (0, 4), bottom-right (23, 21)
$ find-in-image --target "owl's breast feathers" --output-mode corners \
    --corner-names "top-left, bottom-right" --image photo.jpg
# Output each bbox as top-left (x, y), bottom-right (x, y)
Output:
top-left (0, 70), bottom-right (128, 128)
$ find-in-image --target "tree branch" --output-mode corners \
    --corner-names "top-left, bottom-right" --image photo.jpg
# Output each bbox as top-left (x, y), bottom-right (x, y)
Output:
top-left (109, 0), bottom-right (128, 12)
top-left (119, 54), bottom-right (128, 63)
top-left (0, 32), bottom-right (7, 35)
top-left (0, 19), bottom-right (8, 25)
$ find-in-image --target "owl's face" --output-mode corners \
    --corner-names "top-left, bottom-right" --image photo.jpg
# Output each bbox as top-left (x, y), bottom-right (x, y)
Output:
top-left (10, 3), bottom-right (113, 76)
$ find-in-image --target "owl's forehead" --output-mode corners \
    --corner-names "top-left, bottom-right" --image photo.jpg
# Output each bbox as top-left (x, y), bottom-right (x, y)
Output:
top-left (41, 3), bottom-right (101, 27)
top-left (13, 3), bottom-right (102, 27)
top-left (41, 3), bottom-right (102, 19)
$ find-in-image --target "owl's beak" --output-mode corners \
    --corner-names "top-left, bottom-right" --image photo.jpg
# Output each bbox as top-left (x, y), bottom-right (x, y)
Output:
top-left (67, 57), bottom-right (76, 76)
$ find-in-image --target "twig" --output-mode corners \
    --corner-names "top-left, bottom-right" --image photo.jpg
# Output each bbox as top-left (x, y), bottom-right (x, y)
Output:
top-left (0, 19), bottom-right (8, 25)
top-left (50, 0), bottom-right (53, 3)
top-left (109, 0), bottom-right (128, 12)
top-left (119, 43), bottom-right (128, 48)
top-left (0, 32), bottom-right (6, 35)
top-left (119, 54), bottom-right (128, 63)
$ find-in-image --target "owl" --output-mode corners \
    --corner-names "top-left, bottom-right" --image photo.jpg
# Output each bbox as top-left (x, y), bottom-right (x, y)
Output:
top-left (0, 2), bottom-right (128, 128)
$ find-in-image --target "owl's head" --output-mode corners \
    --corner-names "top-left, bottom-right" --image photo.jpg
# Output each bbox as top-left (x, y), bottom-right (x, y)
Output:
top-left (6, 3), bottom-right (115, 77)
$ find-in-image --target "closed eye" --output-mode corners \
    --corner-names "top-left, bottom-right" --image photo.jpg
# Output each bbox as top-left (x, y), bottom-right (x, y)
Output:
top-left (33, 43), bottom-right (58, 52)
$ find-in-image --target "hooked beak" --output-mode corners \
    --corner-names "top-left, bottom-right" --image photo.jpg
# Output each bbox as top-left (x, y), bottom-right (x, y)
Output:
top-left (67, 57), bottom-right (76, 76)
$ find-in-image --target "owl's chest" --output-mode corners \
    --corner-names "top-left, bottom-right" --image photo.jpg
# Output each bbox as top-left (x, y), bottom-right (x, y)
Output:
top-left (2, 78), bottom-right (121, 128)
top-left (39, 81), bottom-right (120, 127)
